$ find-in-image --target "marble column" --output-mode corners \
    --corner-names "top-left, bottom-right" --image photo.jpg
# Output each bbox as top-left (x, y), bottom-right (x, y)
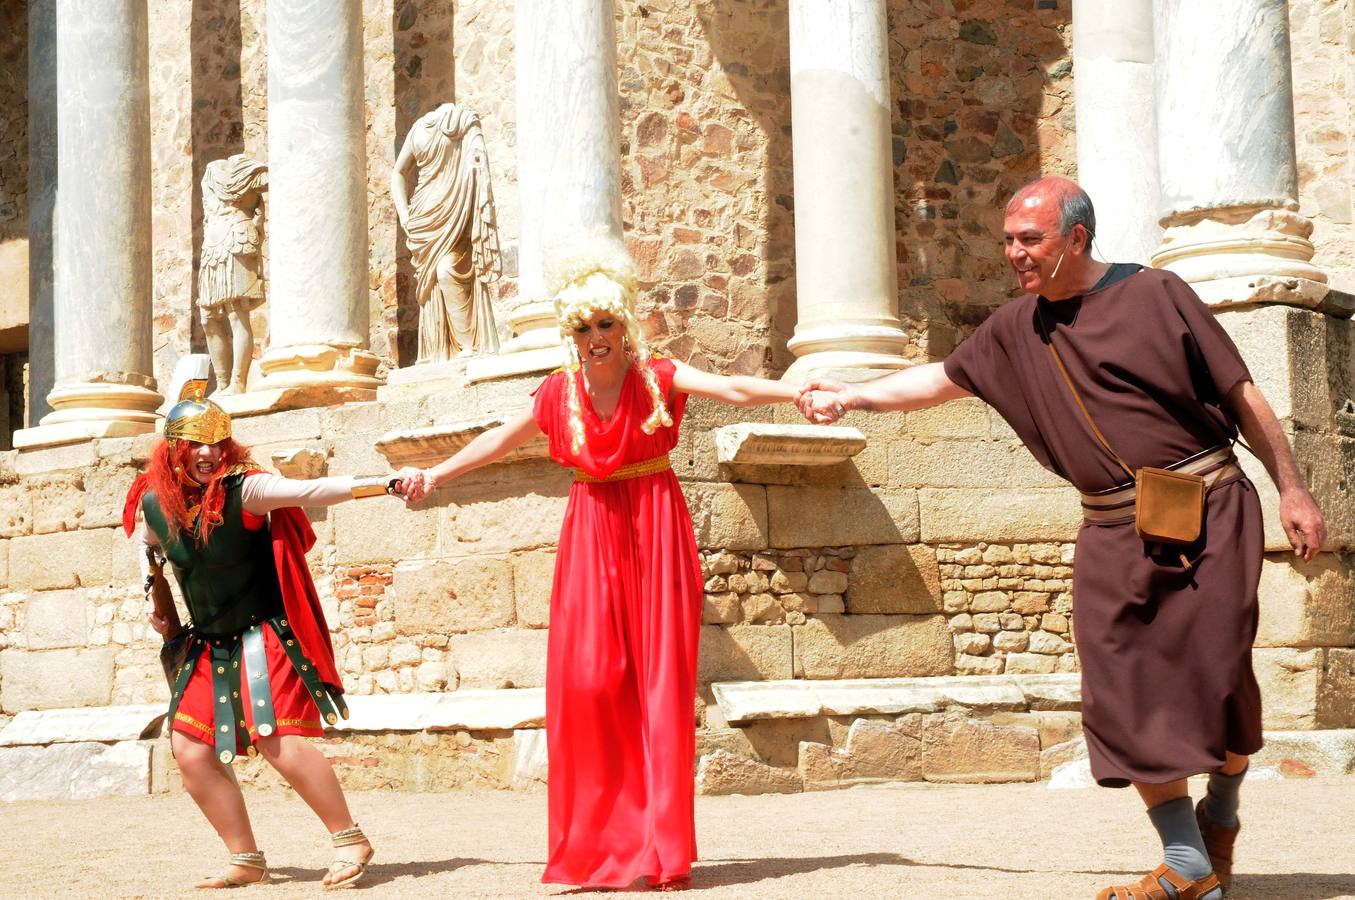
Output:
top-left (477, 0), bottom-right (624, 381)
top-left (1071, 0), bottom-right (1160, 264)
top-left (1151, 0), bottom-right (1335, 311)
top-left (783, 0), bottom-right (909, 381)
top-left (255, 0), bottom-right (380, 395)
top-left (26, 0), bottom-right (57, 426)
top-left (17, 0), bottom-right (163, 449)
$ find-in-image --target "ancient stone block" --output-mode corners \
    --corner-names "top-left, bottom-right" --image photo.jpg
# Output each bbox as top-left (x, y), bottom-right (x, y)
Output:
top-left (797, 740), bottom-right (855, 790)
top-left (29, 476), bottom-right (85, 534)
top-left (697, 624), bottom-right (793, 682)
top-left (903, 398), bottom-right (990, 440)
top-left (393, 558), bottom-right (514, 634)
top-left (684, 483), bottom-right (769, 550)
top-left (806, 570), bottom-right (847, 594)
top-left (702, 592), bottom-right (741, 625)
top-left (449, 629), bottom-right (548, 689)
top-left (844, 716), bottom-right (924, 781)
top-left (0, 538), bottom-right (8, 587)
top-left (512, 728), bottom-right (549, 791)
top-left (0, 485), bottom-right (33, 538)
top-left (845, 544), bottom-right (941, 614)
top-left (921, 713), bottom-right (1039, 783)
top-left (1004, 652), bottom-right (1057, 675)
top-left (767, 486), bottom-right (918, 548)
top-left (792, 615), bottom-right (953, 680)
top-left (1039, 737), bottom-right (1088, 778)
top-left (440, 489), bottom-right (568, 554)
top-left (1, 647), bottom-right (115, 710)
top-left (24, 589), bottom-right (89, 649)
top-left (9, 528), bottom-right (115, 591)
top-left (695, 748), bottom-right (801, 795)
top-left (1254, 647), bottom-right (1321, 729)
top-left (81, 466), bottom-right (138, 530)
top-left (887, 440), bottom-right (1063, 489)
top-left (331, 498), bottom-right (437, 564)
top-left (0, 740), bottom-right (155, 801)
top-left (1255, 554), bottom-right (1355, 648)
top-left (919, 489), bottom-right (1081, 542)
top-left (1318, 648), bottom-right (1355, 729)
top-left (513, 549), bottom-right (555, 628)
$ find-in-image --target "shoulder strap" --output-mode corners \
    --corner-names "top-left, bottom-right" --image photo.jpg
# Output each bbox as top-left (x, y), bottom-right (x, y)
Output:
top-left (1035, 305), bottom-right (1136, 481)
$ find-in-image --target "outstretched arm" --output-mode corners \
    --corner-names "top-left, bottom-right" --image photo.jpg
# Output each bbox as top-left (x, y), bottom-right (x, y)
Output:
top-left (800, 362), bottom-right (971, 423)
top-left (670, 359), bottom-right (800, 407)
top-left (398, 406), bottom-right (543, 502)
top-left (1226, 379), bottom-right (1325, 560)
top-left (240, 473), bottom-right (398, 516)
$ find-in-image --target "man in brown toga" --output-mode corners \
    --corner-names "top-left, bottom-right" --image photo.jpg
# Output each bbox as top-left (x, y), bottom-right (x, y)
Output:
top-left (801, 177), bottom-right (1326, 900)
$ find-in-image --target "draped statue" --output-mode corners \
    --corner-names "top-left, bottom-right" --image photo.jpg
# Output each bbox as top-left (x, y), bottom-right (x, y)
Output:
top-left (199, 154), bottom-right (268, 395)
top-left (392, 103), bottom-right (503, 362)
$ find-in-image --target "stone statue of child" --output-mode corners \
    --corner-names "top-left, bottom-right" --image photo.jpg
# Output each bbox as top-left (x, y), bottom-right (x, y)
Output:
top-left (392, 102), bottom-right (503, 363)
top-left (199, 154), bottom-right (268, 395)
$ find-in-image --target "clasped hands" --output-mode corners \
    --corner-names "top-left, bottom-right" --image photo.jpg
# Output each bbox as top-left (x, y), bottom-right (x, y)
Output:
top-left (795, 379), bottom-right (851, 425)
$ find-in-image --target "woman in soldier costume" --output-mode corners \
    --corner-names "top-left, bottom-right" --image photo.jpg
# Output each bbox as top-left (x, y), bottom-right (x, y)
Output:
top-left (123, 367), bottom-right (394, 889)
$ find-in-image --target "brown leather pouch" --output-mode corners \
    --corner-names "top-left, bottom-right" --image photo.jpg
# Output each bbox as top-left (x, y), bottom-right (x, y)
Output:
top-left (1134, 466), bottom-right (1206, 545)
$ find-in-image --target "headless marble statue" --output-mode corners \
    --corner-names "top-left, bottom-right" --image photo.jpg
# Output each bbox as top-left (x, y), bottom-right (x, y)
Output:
top-left (199, 154), bottom-right (268, 395)
top-left (392, 102), bottom-right (503, 363)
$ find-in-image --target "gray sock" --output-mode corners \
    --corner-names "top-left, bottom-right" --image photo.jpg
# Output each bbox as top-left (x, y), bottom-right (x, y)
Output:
top-left (1201, 765), bottom-right (1247, 828)
top-left (1146, 796), bottom-right (1223, 900)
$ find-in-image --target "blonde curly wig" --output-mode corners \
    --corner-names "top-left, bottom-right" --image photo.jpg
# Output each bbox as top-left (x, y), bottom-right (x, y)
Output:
top-left (547, 235), bottom-right (672, 454)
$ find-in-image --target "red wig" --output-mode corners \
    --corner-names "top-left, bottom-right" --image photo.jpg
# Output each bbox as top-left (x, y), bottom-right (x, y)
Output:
top-left (137, 437), bottom-right (255, 545)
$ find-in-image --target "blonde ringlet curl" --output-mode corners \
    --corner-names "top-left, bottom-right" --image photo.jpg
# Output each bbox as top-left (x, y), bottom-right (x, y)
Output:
top-left (548, 237), bottom-right (673, 455)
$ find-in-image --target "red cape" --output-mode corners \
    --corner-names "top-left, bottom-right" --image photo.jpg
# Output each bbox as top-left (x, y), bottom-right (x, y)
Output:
top-left (123, 474), bottom-right (344, 693)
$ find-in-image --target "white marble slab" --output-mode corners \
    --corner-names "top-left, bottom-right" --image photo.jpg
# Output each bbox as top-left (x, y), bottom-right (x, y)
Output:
top-left (714, 423), bottom-right (866, 466)
top-left (375, 420), bottom-right (550, 470)
top-left (330, 688), bottom-right (546, 733)
top-left (711, 675), bottom-right (1068, 724)
top-left (0, 740), bottom-right (155, 801)
top-left (0, 704), bottom-right (166, 747)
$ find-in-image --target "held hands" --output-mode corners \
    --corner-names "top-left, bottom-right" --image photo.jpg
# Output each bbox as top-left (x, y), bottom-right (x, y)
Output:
top-left (1279, 488), bottom-right (1326, 562)
top-left (795, 379), bottom-right (849, 425)
top-left (393, 467), bottom-right (433, 504)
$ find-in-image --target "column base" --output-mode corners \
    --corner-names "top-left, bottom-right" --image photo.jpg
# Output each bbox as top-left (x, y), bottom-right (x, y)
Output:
top-left (14, 380), bottom-right (165, 448)
top-left (215, 385), bottom-right (379, 419)
top-left (255, 344), bottom-right (384, 391)
top-left (466, 346), bottom-right (566, 384)
top-left (782, 351), bottom-right (911, 385)
top-left (1152, 206), bottom-right (1334, 310)
top-left (377, 359), bottom-right (469, 401)
top-left (502, 301), bottom-right (559, 354)
top-left (12, 419), bottom-right (158, 450)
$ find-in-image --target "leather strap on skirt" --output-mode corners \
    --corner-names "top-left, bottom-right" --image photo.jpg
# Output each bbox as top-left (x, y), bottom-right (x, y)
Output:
top-left (1079, 446), bottom-right (1243, 525)
top-left (574, 454), bottom-right (672, 483)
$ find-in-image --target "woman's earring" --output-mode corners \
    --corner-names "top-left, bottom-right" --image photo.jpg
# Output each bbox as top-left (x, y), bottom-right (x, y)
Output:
top-left (622, 335), bottom-right (632, 353)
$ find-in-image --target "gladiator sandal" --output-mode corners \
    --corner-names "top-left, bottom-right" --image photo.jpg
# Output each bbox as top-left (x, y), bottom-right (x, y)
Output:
top-left (1096, 864), bottom-right (1220, 900)
top-left (324, 824), bottom-right (374, 890)
top-left (1195, 798), bottom-right (1240, 894)
top-left (197, 851), bottom-right (269, 889)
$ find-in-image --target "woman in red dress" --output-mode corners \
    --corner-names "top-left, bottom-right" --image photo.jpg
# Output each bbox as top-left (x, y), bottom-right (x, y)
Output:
top-left (398, 240), bottom-right (802, 889)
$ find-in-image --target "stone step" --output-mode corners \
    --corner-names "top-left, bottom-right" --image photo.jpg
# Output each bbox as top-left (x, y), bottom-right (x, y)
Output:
top-left (711, 672), bottom-right (1081, 724)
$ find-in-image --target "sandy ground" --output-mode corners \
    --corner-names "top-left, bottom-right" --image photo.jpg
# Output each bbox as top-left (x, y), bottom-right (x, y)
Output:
top-left (4, 779), bottom-right (1354, 899)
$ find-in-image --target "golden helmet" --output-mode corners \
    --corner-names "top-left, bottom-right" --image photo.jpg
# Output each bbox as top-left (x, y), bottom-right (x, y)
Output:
top-left (164, 355), bottom-right (231, 445)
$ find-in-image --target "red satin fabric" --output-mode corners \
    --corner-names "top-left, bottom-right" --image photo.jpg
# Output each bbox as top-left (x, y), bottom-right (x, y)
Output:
top-left (533, 358), bottom-right (703, 888)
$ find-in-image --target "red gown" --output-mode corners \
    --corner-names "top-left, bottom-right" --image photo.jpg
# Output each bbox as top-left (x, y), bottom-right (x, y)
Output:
top-left (532, 357), bottom-right (703, 888)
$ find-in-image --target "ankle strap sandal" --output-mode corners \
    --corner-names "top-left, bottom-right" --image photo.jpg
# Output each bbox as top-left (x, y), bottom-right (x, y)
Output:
top-left (198, 850), bottom-right (269, 889)
top-left (324, 824), bottom-right (374, 891)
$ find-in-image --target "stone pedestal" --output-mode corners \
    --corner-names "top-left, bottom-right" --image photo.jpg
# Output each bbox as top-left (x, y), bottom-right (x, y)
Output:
top-left (783, 0), bottom-right (909, 382)
top-left (255, 0), bottom-right (381, 399)
top-left (15, 1), bottom-right (163, 450)
top-left (500, 0), bottom-right (624, 381)
top-left (1151, 0), bottom-right (1330, 310)
top-left (1072, 0), bottom-right (1160, 264)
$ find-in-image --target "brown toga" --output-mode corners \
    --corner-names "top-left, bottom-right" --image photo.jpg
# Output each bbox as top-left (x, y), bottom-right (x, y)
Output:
top-left (944, 265), bottom-right (1264, 787)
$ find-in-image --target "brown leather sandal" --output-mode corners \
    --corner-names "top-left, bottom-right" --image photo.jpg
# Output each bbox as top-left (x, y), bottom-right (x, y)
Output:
top-left (1195, 799), bottom-right (1239, 893)
top-left (1096, 863), bottom-right (1220, 900)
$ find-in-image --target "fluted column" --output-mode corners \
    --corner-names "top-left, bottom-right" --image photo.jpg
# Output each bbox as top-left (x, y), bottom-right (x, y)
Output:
top-left (1150, 0), bottom-right (1334, 311)
top-left (481, 0), bottom-right (624, 380)
top-left (1072, 0), bottom-right (1160, 264)
top-left (17, 0), bottom-right (163, 449)
top-left (783, 0), bottom-right (909, 381)
top-left (255, 0), bottom-right (380, 394)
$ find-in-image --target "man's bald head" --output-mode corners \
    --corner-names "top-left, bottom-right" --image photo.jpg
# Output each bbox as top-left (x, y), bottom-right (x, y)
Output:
top-left (1006, 177), bottom-right (1096, 243)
